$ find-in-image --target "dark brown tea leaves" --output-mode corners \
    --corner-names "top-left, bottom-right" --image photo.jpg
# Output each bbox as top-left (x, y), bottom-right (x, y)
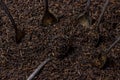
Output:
top-left (0, 0), bottom-right (120, 79)
top-left (15, 29), bottom-right (25, 43)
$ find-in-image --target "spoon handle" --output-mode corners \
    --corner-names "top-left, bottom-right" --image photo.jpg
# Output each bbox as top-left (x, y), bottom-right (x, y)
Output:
top-left (0, 0), bottom-right (17, 30)
top-left (44, 0), bottom-right (49, 12)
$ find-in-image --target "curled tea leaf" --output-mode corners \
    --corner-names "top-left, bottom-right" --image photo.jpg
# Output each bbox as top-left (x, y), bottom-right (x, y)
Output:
top-left (78, 13), bottom-right (90, 28)
top-left (41, 0), bottom-right (58, 26)
top-left (92, 53), bottom-right (107, 69)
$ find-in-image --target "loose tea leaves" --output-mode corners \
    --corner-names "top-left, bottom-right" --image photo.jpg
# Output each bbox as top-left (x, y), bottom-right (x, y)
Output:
top-left (15, 29), bottom-right (25, 43)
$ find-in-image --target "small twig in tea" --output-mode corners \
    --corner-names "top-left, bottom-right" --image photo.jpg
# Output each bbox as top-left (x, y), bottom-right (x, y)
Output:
top-left (95, 0), bottom-right (109, 47)
top-left (96, 0), bottom-right (109, 28)
top-left (105, 36), bottom-right (120, 54)
top-left (27, 58), bottom-right (51, 80)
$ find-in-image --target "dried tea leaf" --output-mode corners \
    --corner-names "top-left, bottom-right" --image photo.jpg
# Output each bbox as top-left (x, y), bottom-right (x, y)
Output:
top-left (92, 53), bottom-right (107, 69)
